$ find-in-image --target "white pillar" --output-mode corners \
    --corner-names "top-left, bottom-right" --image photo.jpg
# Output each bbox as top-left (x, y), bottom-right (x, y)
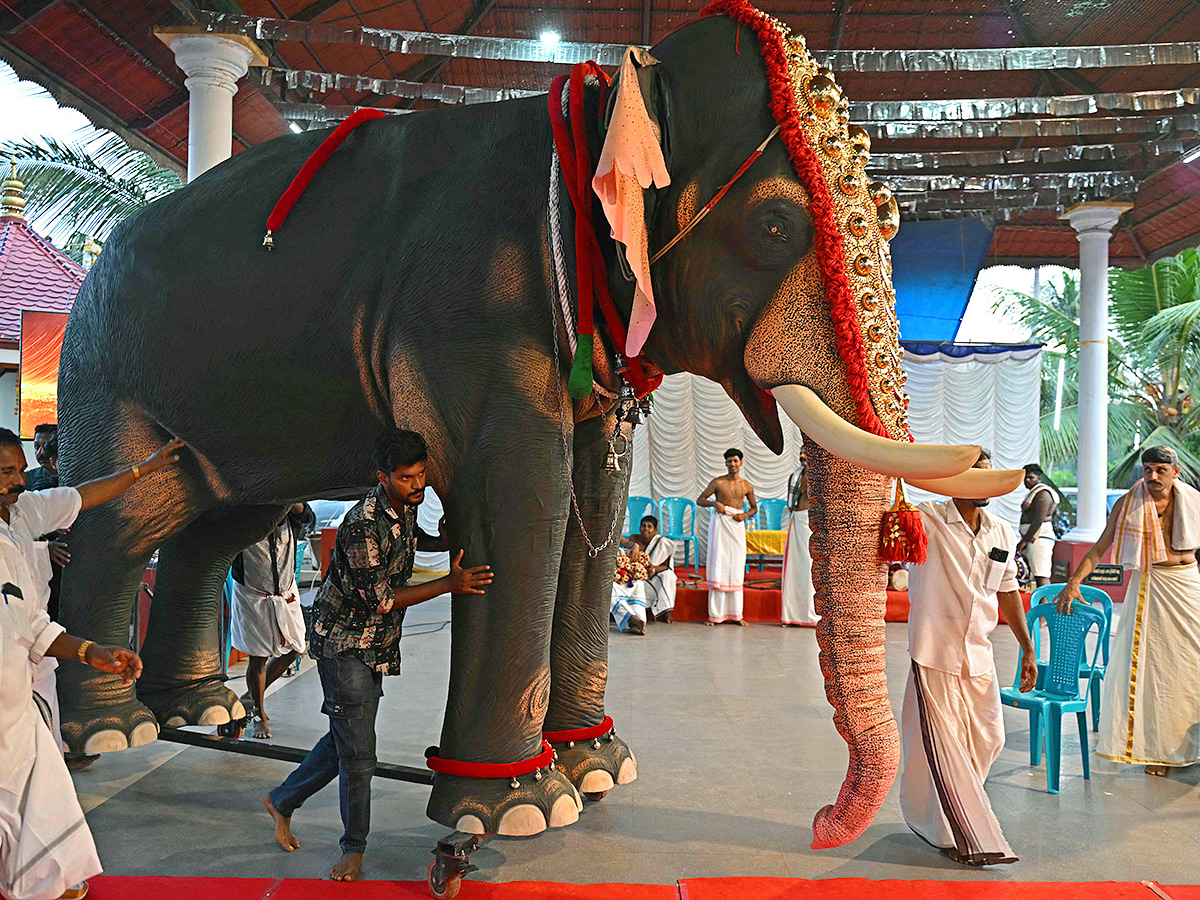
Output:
top-left (1062, 201), bottom-right (1131, 541)
top-left (166, 35), bottom-right (255, 182)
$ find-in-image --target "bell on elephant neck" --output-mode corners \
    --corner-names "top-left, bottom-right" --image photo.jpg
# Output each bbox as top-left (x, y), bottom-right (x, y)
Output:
top-left (604, 442), bottom-right (621, 472)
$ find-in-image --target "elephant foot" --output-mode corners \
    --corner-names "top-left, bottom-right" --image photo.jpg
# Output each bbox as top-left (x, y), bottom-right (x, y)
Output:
top-left (60, 696), bottom-right (160, 756)
top-left (426, 768), bottom-right (583, 836)
top-left (139, 680), bottom-right (246, 728)
top-left (550, 731), bottom-right (637, 800)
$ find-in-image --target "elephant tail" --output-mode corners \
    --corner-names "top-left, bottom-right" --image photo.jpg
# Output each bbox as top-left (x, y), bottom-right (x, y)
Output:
top-left (804, 442), bottom-right (900, 849)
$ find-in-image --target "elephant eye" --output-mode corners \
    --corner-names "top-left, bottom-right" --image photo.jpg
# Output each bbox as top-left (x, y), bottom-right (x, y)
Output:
top-left (762, 215), bottom-right (790, 242)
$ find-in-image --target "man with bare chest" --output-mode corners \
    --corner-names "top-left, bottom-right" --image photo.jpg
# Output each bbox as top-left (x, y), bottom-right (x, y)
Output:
top-left (698, 448), bottom-right (757, 624)
top-left (1057, 446), bottom-right (1200, 776)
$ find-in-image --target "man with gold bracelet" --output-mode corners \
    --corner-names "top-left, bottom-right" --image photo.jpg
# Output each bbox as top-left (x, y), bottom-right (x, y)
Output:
top-left (0, 427), bottom-right (184, 772)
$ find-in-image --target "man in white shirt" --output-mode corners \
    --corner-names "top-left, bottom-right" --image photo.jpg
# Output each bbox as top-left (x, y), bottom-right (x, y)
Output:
top-left (900, 449), bottom-right (1037, 866)
top-left (0, 427), bottom-right (184, 762)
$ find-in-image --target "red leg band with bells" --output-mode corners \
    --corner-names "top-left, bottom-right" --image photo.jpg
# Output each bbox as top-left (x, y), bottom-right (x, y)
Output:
top-left (425, 740), bottom-right (555, 779)
top-left (543, 715), bottom-right (615, 744)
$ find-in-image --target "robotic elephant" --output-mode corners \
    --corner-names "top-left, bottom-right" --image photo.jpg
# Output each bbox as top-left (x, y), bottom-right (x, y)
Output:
top-left (55, 0), bottom-right (1020, 846)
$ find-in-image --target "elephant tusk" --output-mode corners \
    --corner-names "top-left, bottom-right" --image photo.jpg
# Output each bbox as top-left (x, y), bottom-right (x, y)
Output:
top-left (906, 468), bottom-right (1026, 499)
top-left (771, 384), bottom-right (979, 479)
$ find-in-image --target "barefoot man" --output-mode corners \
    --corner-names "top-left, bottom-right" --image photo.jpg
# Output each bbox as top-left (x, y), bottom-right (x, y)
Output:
top-left (698, 448), bottom-right (756, 625)
top-left (1056, 445), bottom-right (1200, 778)
top-left (264, 429), bottom-right (492, 882)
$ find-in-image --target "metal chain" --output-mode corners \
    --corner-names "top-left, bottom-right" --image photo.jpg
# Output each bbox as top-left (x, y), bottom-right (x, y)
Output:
top-left (547, 147), bottom-right (629, 559)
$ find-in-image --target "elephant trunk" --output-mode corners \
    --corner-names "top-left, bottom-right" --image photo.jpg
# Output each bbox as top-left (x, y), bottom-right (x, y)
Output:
top-left (803, 437), bottom-right (899, 849)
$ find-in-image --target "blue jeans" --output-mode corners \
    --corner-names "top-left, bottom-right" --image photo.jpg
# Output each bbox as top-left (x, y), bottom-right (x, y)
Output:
top-left (269, 655), bottom-right (382, 853)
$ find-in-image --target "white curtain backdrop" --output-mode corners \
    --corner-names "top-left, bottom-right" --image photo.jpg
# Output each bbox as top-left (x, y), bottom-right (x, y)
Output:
top-left (627, 345), bottom-right (1042, 562)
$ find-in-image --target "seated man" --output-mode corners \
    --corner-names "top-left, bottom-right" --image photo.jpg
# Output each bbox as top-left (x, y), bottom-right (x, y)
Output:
top-left (635, 516), bottom-right (676, 624)
top-left (232, 502), bottom-right (316, 739)
top-left (1, 575), bottom-right (143, 900)
top-left (611, 536), bottom-right (651, 635)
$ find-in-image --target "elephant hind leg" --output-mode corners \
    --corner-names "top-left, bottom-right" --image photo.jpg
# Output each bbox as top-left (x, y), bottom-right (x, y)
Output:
top-left (137, 504), bottom-right (288, 727)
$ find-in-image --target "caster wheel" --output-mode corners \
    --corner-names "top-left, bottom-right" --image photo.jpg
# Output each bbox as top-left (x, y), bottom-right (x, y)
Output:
top-left (427, 859), bottom-right (461, 899)
top-left (583, 790), bottom-right (609, 802)
top-left (217, 719), bottom-right (245, 739)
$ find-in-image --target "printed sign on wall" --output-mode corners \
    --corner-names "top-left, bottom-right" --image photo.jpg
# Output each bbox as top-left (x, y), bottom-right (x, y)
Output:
top-left (19, 310), bottom-right (69, 439)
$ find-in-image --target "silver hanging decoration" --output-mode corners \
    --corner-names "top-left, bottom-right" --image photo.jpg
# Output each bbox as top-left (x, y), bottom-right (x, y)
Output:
top-left (197, 13), bottom-right (1200, 73)
top-left (861, 113), bottom-right (1200, 140)
top-left (265, 66), bottom-right (540, 106)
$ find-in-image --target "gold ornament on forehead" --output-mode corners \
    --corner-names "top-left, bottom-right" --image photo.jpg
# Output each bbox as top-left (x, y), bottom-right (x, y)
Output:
top-left (772, 19), bottom-right (910, 440)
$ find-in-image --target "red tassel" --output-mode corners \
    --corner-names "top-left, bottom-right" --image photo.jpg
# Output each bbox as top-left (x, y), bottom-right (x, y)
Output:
top-left (879, 482), bottom-right (927, 564)
top-left (264, 108), bottom-right (386, 247)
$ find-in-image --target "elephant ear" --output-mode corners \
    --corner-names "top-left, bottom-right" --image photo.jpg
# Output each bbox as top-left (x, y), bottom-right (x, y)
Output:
top-left (592, 47), bottom-right (671, 359)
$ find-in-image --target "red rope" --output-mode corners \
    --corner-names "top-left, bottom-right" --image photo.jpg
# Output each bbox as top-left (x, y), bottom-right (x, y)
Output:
top-left (543, 715), bottom-right (614, 743)
top-left (546, 68), bottom-right (664, 398)
top-left (425, 740), bottom-right (555, 779)
top-left (263, 108), bottom-right (386, 243)
top-left (700, 0), bottom-right (890, 441)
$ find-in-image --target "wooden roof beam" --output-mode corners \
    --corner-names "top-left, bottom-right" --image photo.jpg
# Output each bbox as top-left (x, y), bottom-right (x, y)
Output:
top-left (1, 0), bottom-right (63, 35)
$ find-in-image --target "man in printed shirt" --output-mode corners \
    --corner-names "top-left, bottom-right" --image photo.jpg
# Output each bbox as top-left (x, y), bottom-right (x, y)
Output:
top-left (900, 449), bottom-right (1037, 867)
top-left (264, 429), bottom-right (492, 883)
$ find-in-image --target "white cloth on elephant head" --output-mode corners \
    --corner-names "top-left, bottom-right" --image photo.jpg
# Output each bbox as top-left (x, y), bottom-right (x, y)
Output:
top-left (231, 518), bottom-right (305, 658)
top-left (0, 488), bottom-right (83, 755)
top-left (900, 661), bottom-right (1016, 865)
top-left (643, 534), bottom-right (677, 617)
top-left (781, 509), bottom-right (816, 625)
top-left (1098, 563), bottom-right (1200, 767)
top-left (0, 582), bottom-right (102, 899)
top-left (610, 581), bottom-right (648, 632)
top-left (706, 512), bottom-right (745, 623)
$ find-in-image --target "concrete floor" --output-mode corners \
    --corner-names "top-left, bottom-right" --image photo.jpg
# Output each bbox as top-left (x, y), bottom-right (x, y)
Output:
top-left (75, 599), bottom-right (1200, 885)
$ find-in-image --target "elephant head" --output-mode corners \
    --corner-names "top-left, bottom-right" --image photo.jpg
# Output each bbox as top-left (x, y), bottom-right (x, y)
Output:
top-left (598, 0), bottom-right (1023, 847)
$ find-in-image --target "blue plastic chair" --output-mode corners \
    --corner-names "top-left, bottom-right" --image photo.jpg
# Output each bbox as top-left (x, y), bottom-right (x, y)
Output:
top-left (659, 497), bottom-right (697, 571)
top-left (1000, 600), bottom-right (1106, 794)
top-left (626, 496), bottom-right (657, 537)
top-left (1030, 583), bottom-right (1113, 731)
top-left (746, 498), bottom-right (788, 571)
top-left (756, 498), bottom-right (788, 531)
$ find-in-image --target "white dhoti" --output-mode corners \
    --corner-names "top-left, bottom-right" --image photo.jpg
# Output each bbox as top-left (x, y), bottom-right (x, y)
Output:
top-left (900, 661), bottom-right (1017, 864)
top-left (1027, 522), bottom-right (1056, 580)
top-left (0, 716), bottom-right (101, 900)
top-left (610, 582), bottom-right (648, 632)
top-left (706, 513), bottom-right (746, 623)
top-left (781, 509), bottom-right (816, 626)
top-left (230, 582), bottom-right (305, 658)
top-left (643, 535), bottom-right (677, 618)
top-left (1098, 564), bottom-right (1200, 767)
top-left (29, 658), bottom-right (60, 753)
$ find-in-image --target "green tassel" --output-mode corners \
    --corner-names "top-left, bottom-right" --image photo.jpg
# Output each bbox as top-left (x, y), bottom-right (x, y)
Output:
top-left (568, 334), bottom-right (594, 399)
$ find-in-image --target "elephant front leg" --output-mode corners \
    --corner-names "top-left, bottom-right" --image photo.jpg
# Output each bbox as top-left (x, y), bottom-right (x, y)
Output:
top-left (425, 416), bottom-right (583, 836)
top-left (545, 414), bottom-right (637, 800)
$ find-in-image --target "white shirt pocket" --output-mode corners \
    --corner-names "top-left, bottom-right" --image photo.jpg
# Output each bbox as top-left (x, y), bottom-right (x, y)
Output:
top-left (984, 556), bottom-right (1006, 593)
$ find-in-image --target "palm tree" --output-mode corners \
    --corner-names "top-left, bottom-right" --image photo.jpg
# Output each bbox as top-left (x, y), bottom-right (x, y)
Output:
top-left (999, 248), bottom-right (1200, 486)
top-left (1, 134), bottom-right (182, 245)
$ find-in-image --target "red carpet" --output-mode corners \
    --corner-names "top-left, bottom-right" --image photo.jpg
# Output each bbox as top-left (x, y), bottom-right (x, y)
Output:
top-left (85, 876), bottom-right (1200, 900)
top-left (677, 879), bottom-right (1200, 900)
top-left (671, 567), bottom-right (1030, 625)
top-left (86, 876), bottom-right (675, 900)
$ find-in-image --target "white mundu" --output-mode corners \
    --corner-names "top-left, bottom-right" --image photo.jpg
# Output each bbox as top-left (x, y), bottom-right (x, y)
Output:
top-left (900, 499), bottom-right (1019, 865)
top-left (231, 515), bottom-right (305, 659)
top-left (610, 580), bottom-right (648, 632)
top-left (1021, 482), bottom-right (1059, 580)
top-left (781, 509), bottom-right (816, 626)
top-left (0, 487), bottom-right (84, 754)
top-left (642, 534), bottom-right (677, 618)
top-left (1098, 479), bottom-right (1200, 767)
top-left (0, 584), bottom-right (102, 900)
top-left (706, 510), bottom-right (746, 623)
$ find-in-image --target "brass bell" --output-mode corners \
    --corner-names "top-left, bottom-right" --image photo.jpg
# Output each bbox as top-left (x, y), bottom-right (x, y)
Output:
top-left (604, 442), bottom-right (621, 472)
top-left (868, 181), bottom-right (893, 208)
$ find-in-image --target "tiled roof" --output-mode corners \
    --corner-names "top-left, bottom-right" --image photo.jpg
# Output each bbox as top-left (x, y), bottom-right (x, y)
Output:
top-left (0, 215), bottom-right (85, 345)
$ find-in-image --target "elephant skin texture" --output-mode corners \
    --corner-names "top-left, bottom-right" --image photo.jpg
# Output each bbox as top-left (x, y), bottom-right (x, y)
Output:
top-left (55, 8), bottom-right (910, 844)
